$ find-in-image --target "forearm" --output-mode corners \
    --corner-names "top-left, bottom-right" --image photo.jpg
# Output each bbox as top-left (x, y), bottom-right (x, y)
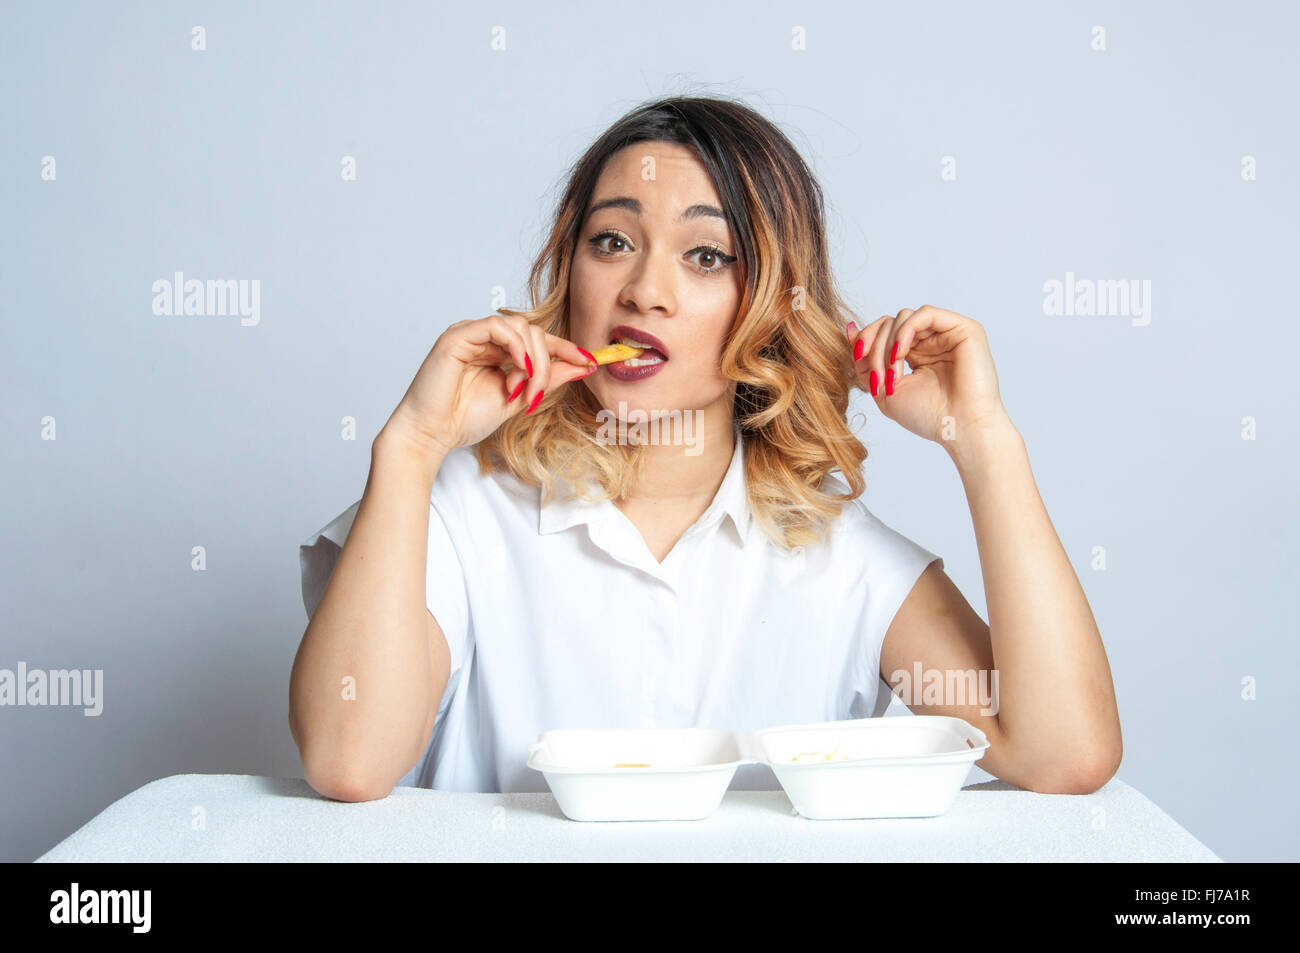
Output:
top-left (289, 425), bottom-right (448, 798)
top-left (947, 413), bottom-right (1122, 788)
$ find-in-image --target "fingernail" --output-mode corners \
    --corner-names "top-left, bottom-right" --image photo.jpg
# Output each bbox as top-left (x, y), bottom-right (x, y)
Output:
top-left (525, 389), bottom-right (544, 415)
top-left (846, 321), bottom-right (858, 341)
top-left (890, 341), bottom-right (899, 364)
top-left (853, 339), bottom-right (864, 361)
top-left (508, 380), bottom-right (526, 402)
top-left (869, 369), bottom-right (879, 397)
top-left (885, 367), bottom-right (895, 396)
top-left (577, 347), bottom-right (597, 368)
top-left (525, 353), bottom-right (534, 378)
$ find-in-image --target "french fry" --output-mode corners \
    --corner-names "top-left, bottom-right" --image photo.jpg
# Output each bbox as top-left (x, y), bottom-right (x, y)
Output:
top-left (589, 342), bottom-right (645, 365)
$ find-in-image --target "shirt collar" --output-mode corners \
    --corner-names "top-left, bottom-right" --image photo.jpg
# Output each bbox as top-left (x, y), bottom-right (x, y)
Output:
top-left (538, 421), bottom-right (754, 547)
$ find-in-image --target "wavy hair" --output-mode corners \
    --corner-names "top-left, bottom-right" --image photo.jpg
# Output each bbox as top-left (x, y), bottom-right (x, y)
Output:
top-left (475, 95), bottom-right (869, 551)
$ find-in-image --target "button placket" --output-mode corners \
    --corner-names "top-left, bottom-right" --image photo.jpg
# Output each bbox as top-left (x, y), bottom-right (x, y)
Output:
top-left (639, 631), bottom-right (656, 729)
top-left (639, 582), bottom-right (670, 730)
top-left (670, 587), bottom-right (694, 724)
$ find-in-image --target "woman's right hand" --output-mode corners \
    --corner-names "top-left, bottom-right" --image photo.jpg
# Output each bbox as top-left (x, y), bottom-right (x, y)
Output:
top-left (384, 312), bottom-right (598, 458)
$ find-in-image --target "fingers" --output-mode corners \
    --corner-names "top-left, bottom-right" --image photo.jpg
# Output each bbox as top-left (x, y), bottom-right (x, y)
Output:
top-left (540, 330), bottom-right (599, 376)
top-left (504, 367), bottom-right (529, 405)
top-left (850, 306), bottom-right (965, 399)
top-left (545, 357), bottom-right (599, 390)
top-left (513, 318), bottom-right (603, 415)
top-left (533, 327), bottom-right (599, 404)
top-left (883, 308), bottom-right (924, 398)
top-left (883, 305), bottom-right (965, 389)
top-left (478, 315), bottom-right (549, 410)
top-left (520, 322), bottom-right (550, 415)
top-left (458, 315), bottom-right (534, 384)
top-left (880, 309), bottom-right (916, 396)
top-left (461, 312), bottom-right (599, 416)
top-left (868, 314), bottom-right (902, 397)
top-left (512, 321), bottom-right (598, 416)
top-left (847, 316), bottom-right (893, 398)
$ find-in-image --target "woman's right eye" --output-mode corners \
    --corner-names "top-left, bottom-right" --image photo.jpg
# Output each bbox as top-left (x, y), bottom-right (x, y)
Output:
top-left (589, 230), bottom-right (631, 256)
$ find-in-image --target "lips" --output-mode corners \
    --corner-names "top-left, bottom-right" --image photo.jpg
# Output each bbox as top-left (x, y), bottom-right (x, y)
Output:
top-left (607, 325), bottom-right (669, 360)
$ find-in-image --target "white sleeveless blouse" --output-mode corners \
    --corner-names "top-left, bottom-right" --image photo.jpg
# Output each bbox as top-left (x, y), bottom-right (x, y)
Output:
top-left (298, 423), bottom-right (942, 792)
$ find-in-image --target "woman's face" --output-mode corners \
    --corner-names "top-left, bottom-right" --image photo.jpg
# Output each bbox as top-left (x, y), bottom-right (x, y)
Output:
top-left (569, 141), bottom-right (743, 426)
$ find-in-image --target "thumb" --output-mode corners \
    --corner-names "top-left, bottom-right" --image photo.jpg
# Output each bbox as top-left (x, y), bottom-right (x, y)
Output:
top-left (547, 359), bottom-right (598, 389)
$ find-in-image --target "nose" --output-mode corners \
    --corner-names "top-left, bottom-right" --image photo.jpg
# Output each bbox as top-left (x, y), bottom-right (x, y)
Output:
top-left (617, 244), bottom-right (678, 317)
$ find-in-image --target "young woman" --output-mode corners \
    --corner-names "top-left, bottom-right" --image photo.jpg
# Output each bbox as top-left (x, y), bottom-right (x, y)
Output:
top-left (290, 96), bottom-right (1122, 801)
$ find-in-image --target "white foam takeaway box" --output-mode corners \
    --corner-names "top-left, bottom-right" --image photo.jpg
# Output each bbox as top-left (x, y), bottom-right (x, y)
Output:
top-left (526, 716), bottom-right (990, 822)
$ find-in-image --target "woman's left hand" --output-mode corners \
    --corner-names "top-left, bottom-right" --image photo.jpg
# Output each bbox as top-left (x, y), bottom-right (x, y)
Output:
top-left (847, 306), bottom-right (1009, 446)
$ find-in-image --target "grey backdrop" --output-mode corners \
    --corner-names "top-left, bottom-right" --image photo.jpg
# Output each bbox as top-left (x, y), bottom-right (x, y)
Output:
top-left (2, 1), bottom-right (1296, 862)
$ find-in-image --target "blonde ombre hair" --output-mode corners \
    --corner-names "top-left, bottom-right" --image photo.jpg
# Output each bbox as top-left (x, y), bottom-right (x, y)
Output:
top-left (476, 95), bottom-right (870, 552)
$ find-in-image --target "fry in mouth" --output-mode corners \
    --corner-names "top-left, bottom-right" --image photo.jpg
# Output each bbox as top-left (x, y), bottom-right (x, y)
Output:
top-left (589, 343), bottom-right (645, 365)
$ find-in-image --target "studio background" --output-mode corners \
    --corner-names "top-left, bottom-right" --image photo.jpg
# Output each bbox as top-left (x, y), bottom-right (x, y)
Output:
top-left (2, 0), bottom-right (1296, 862)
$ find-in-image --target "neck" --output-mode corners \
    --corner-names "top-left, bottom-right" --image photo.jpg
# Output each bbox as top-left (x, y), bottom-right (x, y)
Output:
top-left (618, 400), bottom-right (736, 506)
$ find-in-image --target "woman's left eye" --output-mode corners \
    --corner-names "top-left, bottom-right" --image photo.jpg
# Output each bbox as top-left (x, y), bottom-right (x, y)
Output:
top-left (687, 245), bottom-right (738, 275)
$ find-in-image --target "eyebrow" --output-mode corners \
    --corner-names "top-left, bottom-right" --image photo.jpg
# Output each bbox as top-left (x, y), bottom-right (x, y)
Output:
top-left (584, 195), bottom-right (726, 224)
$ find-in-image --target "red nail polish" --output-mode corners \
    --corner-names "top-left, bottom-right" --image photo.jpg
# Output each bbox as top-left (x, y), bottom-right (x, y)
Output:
top-left (525, 389), bottom-right (544, 415)
top-left (885, 367), bottom-right (895, 396)
top-left (577, 347), bottom-right (597, 367)
top-left (890, 341), bottom-right (899, 364)
top-left (508, 380), bottom-right (526, 402)
top-left (525, 353), bottom-right (533, 378)
top-left (853, 339), bottom-right (864, 361)
top-left (869, 370), bottom-right (879, 396)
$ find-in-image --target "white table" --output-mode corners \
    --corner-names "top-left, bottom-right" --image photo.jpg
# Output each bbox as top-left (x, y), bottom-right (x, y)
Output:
top-left (36, 774), bottom-right (1221, 862)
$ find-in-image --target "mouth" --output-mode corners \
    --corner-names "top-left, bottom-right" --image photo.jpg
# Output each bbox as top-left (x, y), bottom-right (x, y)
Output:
top-left (607, 325), bottom-right (669, 365)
